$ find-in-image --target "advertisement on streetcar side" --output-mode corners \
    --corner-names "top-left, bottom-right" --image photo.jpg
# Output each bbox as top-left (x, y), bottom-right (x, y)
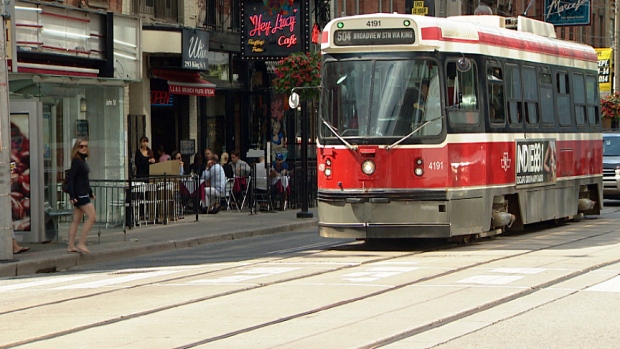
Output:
top-left (516, 139), bottom-right (557, 186)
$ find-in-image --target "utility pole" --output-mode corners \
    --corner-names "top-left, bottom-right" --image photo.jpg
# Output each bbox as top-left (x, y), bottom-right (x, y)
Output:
top-left (0, 0), bottom-right (13, 260)
top-left (615, 1), bottom-right (620, 94)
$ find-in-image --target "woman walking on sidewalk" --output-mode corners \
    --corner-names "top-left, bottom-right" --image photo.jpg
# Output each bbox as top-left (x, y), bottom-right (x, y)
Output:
top-left (66, 138), bottom-right (96, 253)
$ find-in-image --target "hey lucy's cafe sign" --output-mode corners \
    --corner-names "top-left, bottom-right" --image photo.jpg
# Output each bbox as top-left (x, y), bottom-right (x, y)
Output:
top-left (241, 0), bottom-right (309, 60)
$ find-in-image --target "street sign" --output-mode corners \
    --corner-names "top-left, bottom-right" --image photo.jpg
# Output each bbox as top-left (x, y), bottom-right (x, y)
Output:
top-left (412, 1), bottom-right (428, 15)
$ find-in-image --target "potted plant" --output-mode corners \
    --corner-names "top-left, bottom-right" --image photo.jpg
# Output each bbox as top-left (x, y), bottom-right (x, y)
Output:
top-left (601, 93), bottom-right (620, 129)
top-left (272, 51), bottom-right (321, 100)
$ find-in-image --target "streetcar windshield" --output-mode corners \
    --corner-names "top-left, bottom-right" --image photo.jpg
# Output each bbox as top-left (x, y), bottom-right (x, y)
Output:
top-left (320, 58), bottom-right (442, 141)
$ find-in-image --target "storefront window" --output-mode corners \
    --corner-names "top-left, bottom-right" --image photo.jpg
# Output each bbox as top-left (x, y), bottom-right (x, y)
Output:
top-left (10, 80), bottom-right (125, 213)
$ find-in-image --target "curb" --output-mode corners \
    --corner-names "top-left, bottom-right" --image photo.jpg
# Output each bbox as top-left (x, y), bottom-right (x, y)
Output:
top-left (0, 219), bottom-right (318, 277)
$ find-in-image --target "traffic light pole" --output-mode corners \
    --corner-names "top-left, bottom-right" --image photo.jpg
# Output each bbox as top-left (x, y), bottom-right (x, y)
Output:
top-left (297, 98), bottom-right (313, 219)
top-left (290, 87), bottom-right (318, 219)
top-left (1, 3), bottom-right (13, 260)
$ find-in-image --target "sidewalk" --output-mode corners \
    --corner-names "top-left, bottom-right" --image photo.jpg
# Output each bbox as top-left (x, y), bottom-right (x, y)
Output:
top-left (0, 208), bottom-right (318, 277)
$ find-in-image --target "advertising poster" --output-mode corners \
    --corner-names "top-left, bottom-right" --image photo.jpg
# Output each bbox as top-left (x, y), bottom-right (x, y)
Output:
top-left (10, 114), bottom-right (31, 232)
top-left (516, 139), bottom-right (557, 186)
top-left (596, 48), bottom-right (612, 97)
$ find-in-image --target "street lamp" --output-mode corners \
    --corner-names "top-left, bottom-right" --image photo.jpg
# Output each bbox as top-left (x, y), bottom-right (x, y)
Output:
top-left (289, 87), bottom-right (320, 219)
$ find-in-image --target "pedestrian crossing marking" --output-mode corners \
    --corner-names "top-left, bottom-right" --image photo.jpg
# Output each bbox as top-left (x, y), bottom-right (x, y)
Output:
top-left (53, 270), bottom-right (176, 290)
top-left (0, 275), bottom-right (90, 292)
top-left (586, 275), bottom-right (620, 293)
top-left (457, 275), bottom-right (523, 285)
top-left (190, 267), bottom-right (300, 284)
top-left (492, 268), bottom-right (545, 275)
top-left (342, 267), bottom-right (419, 283)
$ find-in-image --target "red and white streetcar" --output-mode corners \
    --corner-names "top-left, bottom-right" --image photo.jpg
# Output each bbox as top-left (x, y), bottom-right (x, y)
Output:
top-left (316, 13), bottom-right (601, 241)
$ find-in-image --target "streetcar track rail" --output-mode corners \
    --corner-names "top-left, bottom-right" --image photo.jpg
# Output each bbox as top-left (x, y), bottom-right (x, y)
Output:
top-left (2, 223), bottom-right (619, 348)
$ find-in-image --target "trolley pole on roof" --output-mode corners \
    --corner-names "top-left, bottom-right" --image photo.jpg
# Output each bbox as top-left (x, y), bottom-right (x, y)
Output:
top-left (0, 0), bottom-right (13, 260)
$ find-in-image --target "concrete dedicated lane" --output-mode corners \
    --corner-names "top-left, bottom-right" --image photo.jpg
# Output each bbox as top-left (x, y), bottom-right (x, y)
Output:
top-left (7, 219), bottom-right (620, 349)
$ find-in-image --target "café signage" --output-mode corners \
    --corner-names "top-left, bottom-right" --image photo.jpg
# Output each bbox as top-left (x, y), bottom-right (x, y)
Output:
top-left (182, 29), bottom-right (209, 70)
top-left (543, 0), bottom-right (590, 26)
top-left (241, 0), bottom-right (309, 59)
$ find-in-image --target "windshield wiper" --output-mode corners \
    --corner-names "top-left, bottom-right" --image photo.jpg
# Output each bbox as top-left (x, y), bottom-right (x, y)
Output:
top-left (385, 116), bottom-right (443, 151)
top-left (321, 117), bottom-right (358, 151)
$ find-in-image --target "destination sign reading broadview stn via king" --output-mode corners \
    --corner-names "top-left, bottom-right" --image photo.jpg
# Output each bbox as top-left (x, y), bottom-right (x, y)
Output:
top-left (333, 28), bottom-right (415, 46)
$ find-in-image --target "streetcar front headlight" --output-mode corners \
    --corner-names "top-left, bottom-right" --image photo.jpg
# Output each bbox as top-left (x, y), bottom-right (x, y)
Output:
top-left (414, 157), bottom-right (424, 176)
top-left (325, 167), bottom-right (332, 177)
top-left (361, 160), bottom-right (376, 175)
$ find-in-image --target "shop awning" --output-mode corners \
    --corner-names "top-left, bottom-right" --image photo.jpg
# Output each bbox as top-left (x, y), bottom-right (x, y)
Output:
top-left (152, 69), bottom-right (215, 97)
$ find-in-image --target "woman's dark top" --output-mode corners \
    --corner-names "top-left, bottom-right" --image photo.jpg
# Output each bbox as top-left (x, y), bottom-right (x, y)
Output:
top-left (190, 162), bottom-right (206, 175)
top-left (223, 163), bottom-right (234, 178)
top-left (67, 154), bottom-right (92, 200)
top-left (135, 149), bottom-right (150, 178)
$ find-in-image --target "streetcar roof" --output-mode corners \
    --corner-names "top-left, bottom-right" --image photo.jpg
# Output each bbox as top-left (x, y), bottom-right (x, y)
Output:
top-left (321, 14), bottom-right (597, 68)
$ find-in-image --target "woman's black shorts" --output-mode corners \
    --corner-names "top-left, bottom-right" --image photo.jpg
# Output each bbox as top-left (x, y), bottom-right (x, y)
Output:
top-left (74, 196), bottom-right (91, 207)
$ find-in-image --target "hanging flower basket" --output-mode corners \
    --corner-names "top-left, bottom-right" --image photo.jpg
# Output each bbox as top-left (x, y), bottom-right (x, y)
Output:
top-left (272, 51), bottom-right (321, 101)
top-left (601, 93), bottom-right (620, 120)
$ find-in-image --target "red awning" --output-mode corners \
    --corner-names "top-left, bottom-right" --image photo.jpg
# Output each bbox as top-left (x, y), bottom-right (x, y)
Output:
top-left (152, 69), bottom-right (215, 97)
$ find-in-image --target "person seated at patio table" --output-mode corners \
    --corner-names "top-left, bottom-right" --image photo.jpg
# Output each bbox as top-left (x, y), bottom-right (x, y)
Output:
top-left (171, 150), bottom-right (184, 175)
top-left (200, 157), bottom-right (226, 214)
top-left (189, 152), bottom-right (205, 175)
top-left (220, 152), bottom-right (234, 179)
top-left (269, 153), bottom-right (289, 210)
top-left (230, 149), bottom-right (251, 199)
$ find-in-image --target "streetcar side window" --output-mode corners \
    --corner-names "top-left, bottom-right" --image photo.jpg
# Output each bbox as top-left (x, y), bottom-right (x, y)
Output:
top-left (487, 65), bottom-right (505, 124)
top-left (539, 71), bottom-right (555, 126)
top-left (556, 72), bottom-right (571, 126)
top-left (522, 66), bottom-right (538, 125)
top-left (573, 73), bottom-right (587, 126)
top-left (446, 60), bottom-right (479, 126)
top-left (585, 75), bottom-right (600, 126)
top-left (505, 64), bottom-right (522, 125)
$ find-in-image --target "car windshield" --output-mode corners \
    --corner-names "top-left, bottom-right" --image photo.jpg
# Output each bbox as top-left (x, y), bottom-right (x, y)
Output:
top-left (603, 136), bottom-right (620, 156)
top-left (320, 57), bottom-right (442, 140)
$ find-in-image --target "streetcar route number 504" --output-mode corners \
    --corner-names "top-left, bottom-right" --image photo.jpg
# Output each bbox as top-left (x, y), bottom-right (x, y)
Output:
top-left (366, 20), bottom-right (381, 27)
top-left (336, 31), bottom-right (351, 42)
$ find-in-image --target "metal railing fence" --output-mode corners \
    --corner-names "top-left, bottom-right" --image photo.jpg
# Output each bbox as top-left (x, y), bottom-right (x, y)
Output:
top-left (54, 160), bottom-right (317, 235)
